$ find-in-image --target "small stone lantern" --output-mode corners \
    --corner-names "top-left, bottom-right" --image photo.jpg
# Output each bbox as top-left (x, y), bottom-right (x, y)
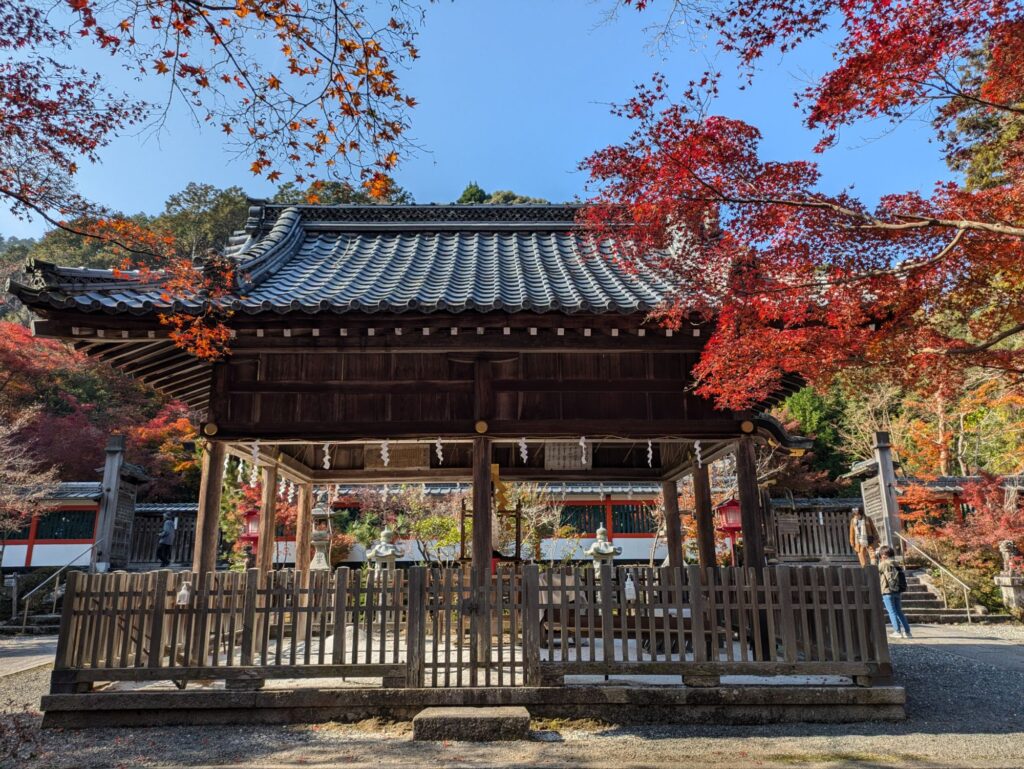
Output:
top-left (585, 526), bottom-right (621, 575)
top-left (995, 540), bottom-right (1024, 619)
top-left (309, 489), bottom-right (333, 571)
top-left (366, 528), bottom-right (404, 572)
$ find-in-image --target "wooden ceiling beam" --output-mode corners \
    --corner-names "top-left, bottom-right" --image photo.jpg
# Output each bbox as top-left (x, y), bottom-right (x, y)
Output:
top-left (204, 418), bottom-right (748, 442)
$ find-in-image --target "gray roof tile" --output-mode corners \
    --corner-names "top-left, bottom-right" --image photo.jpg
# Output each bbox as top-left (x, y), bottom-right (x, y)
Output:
top-left (12, 205), bottom-right (671, 317)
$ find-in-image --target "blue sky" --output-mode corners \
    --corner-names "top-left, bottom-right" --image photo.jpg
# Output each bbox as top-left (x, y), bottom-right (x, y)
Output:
top-left (2, 0), bottom-right (950, 238)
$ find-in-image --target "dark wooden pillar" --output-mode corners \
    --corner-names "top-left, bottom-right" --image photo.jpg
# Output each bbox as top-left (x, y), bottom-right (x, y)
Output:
top-left (256, 464), bottom-right (279, 576)
top-left (192, 440), bottom-right (225, 578)
top-left (692, 461), bottom-right (717, 569)
top-left (294, 482), bottom-right (313, 572)
top-left (735, 435), bottom-right (765, 567)
top-left (661, 480), bottom-right (683, 568)
top-left (471, 436), bottom-right (493, 587)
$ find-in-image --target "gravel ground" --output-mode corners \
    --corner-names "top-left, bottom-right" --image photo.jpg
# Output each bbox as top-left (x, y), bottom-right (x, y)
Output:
top-left (2, 627), bottom-right (1023, 769)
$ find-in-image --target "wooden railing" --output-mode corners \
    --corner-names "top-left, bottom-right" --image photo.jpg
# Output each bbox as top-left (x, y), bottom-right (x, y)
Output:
top-left (773, 510), bottom-right (856, 562)
top-left (50, 564), bottom-right (891, 694)
top-left (537, 565), bottom-right (890, 685)
top-left (128, 515), bottom-right (197, 567)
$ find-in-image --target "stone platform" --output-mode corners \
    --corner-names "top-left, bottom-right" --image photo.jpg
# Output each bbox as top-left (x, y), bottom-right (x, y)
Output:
top-left (41, 684), bottom-right (906, 728)
top-left (412, 706), bottom-right (530, 741)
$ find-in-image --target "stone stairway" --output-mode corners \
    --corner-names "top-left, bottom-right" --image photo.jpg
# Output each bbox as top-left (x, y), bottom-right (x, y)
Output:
top-left (0, 612), bottom-right (61, 636)
top-left (901, 570), bottom-right (1011, 624)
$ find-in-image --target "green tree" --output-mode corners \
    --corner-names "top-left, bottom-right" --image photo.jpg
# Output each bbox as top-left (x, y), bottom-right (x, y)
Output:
top-left (457, 181), bottom-right (488, 204)
top-left (26, 213), bottom-right (152, 269)
top-left (160, 183), bottom-right (249, 259)
top-left (776, 386), bottom-right (854, 485)
top-left (273, 180), bottom-right (412, 206)
top-left (456, 182), bottom-right (548, 204)
top-left (484, 190), bottom-right (549, 204)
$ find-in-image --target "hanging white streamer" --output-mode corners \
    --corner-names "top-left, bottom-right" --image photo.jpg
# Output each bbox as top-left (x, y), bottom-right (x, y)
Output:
top-left (236, 460), bottom-right (245, 484)
top-left (287, 480), bottom-right (297, 504)
top-left (579, 436), bottom-right (587, 466)
top-left (518, 437), bottom-right (528, 464)
top-left (322, 442), bottom-right (332, 470)
top-left (380, 440), bottom-right (390, 467)
top-left (249, 440), bottom-right (260, 486)
top-left (435, 437), bottom-right (443, 465)
top-left (694, 440), bottom-right (703, 468)
top-left (647, 439), bottom-right (653, 468)
top-left (277, 477), bottom-right (286, 497)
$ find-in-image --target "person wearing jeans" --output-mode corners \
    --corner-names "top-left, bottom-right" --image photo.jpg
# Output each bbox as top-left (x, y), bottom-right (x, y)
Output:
top-left (878, 546), bottom-right (912, 639)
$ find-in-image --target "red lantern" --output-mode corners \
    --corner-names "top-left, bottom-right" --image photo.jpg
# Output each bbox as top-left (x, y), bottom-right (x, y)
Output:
top-left (716, 498), bottom-right (742, 532)
top-left (716, 498), bottom-right (743, 566)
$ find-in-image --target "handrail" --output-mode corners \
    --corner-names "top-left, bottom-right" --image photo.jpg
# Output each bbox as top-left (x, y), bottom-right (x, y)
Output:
top-left (895, 532), bottom-right (973, 622)
top-left (20, 542), bottom-right (98, 633)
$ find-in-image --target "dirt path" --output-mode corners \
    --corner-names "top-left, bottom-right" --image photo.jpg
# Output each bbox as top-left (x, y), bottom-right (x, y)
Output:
top-left (2, 623), bottom-right (1022, 769)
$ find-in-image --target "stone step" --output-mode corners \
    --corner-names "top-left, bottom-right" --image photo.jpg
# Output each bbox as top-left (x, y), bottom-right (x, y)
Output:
top-left (28, 613), bottom-right (63, 625)
top-left (413, 707), bottom-right (530, 741)
top-left (903, 613), bottom-right (1015, 624)
top-left (900, 597), bottom-right (945, 608)
top-left (0, 624), bottom-right (59, 636)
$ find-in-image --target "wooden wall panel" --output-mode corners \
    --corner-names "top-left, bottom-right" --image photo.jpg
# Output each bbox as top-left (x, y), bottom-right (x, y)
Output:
top-left (213, 348), bottom-right (735, 437)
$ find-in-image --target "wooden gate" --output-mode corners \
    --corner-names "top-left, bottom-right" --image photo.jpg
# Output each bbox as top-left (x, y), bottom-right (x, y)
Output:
top-left (409, 566), bottom-right (535, 687)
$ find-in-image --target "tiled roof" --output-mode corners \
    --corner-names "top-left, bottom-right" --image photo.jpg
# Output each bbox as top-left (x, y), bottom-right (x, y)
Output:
top-left (10, 205), bottom-right (672, 317)
top-left (47, 482), bottom-right (103, 501)
top-left (769, 497), bottom-right (861, 511)
top-left (135, 502), bottom-right (199, 515)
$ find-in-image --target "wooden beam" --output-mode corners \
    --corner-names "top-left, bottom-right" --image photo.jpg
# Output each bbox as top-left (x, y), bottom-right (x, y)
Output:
top-left (94, 341), bottom-right (167, 364)
top-left (660, 441), bottom-right (735, 481)
top-left (126, 354), bottom-right (197, 379)
top-left (472, 436), bottom-right (492, 588)
top-left (230, 380), bottom-right (473, 395)
top-left (736, 435), bottom-right (765, 567)
top-left (256, 463), bottom-right (279, 576)
top-left (692, 461), bottom-right (716, 569)
top-left (662, 480), bottom-right (683, 568)
top-left (307, 466), bottom-right (664, 483)
top-left (227, 335), bottom-right (702, 354)
top-left (294, 483), bottom-right (313, 572)
top-left (492, 379), bottom-right (686, 393)
top-left (474, 358), bottom-right (493, 422)
top-left (192, 440), bottom-right (226, 578)
top-left (208, 419), bottom-right (748, 442)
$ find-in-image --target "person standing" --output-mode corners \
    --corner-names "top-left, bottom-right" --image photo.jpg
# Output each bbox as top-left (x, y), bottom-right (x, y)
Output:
top-left (878, 546), bottom-right (912, 639)
top-left (156, 511), bottom-right (176, 568)
top-left (848, 507), bottom-right (879, 566)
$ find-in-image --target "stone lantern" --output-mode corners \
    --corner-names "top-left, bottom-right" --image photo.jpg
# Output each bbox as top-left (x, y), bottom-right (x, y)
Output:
top-left (584, 526), bottom-right (621, 575)
top-left (309, 488), bottom-right (333, 571)
top-left (366, 528), bottom-right (404, 572)
top-left (995, 540), bottom-right (1023, 619)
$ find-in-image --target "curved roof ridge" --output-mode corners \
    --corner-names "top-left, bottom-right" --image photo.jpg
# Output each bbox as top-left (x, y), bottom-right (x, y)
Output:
top-left (235, 207), bottom-right (306, 291)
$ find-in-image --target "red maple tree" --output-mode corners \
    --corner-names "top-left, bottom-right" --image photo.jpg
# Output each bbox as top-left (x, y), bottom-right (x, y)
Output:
top-left (582, 2), bottom-right (1024, 411)
top-left (3, 0), bottom-right (422, 355)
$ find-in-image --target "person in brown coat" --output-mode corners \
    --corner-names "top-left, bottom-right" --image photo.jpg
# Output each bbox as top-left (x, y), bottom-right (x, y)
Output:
top-left (848, 507), bottom-right (879, 566)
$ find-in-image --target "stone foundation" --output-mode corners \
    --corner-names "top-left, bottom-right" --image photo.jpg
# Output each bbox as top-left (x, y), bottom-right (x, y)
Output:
top-left (41, 685), bottom-right (906, 729)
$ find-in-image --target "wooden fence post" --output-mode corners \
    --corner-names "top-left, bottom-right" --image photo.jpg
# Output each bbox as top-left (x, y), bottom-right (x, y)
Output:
top-left (49, 570), bottom-right (87, 694)
top-left (599, 564), bottom-right (614, 663)
top-left (863, 564), bottom-right (892, 685)
top-left (777, 566), bottom-right (798, 663)
top-left (523, 565), bottom-right (541, 686)
top-left (227, 568), bottom-right (264, 690)
top-left (147, 570), bottom-right (170, 668)
top-left (405, 566), bottom-right (426, 688)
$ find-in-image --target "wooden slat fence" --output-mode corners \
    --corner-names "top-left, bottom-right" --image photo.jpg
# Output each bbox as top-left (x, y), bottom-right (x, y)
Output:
top-left (536, 564), bottom-right (890, 682)
top-left (50, 564), bottom-right (890, 694)
top-left (774, 510), bottom-right (856, 562)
